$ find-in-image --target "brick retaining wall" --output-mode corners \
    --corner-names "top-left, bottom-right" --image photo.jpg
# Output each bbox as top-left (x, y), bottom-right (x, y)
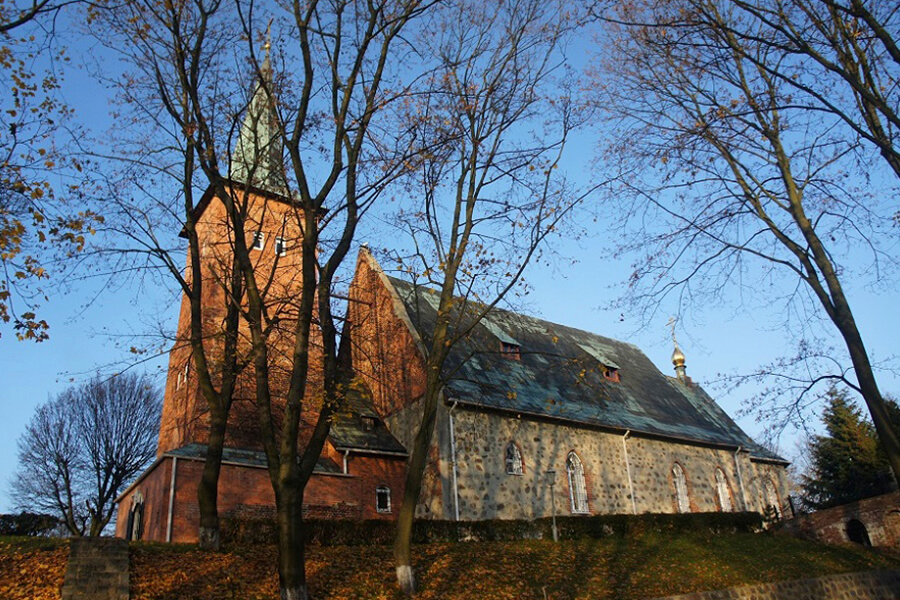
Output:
top-left (650, 570), bottom-right (900, 600)
top-left (778, 491), bottom-right (900, 547)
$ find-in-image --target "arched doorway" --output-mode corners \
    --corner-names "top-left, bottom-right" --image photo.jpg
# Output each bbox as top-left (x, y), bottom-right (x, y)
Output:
top-left (846, 519), bottom-right (872, 547)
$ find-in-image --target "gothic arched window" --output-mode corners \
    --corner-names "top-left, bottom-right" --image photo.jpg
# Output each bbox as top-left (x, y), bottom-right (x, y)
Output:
top-left (505, 442), bottom-right (524, 475)
top-left (715, 468), bottom-right (733, 512)
top-left (126, 490), bottom-right (145, 541)
top-left (672, 463), bottom-right (690, 513)
top-left (566, 452), bottom-right (589, 514)
top-left (764, 478), bottom-right (782, 519)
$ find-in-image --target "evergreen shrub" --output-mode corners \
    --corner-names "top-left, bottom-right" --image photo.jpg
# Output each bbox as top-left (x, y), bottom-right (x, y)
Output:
top-left (220, 511), bottom-right (762, 546)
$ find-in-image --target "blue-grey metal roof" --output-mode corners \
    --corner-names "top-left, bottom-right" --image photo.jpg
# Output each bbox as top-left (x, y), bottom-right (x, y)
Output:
top-left (388, 276), bottom-right (784, 463)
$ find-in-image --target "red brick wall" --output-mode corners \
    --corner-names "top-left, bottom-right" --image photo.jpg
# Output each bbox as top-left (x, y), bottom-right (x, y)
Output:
top-left (780, 491), bottom-right (900, 547)
top-left (348, 250), bottom-right (427, 417)
top-left (115, 459), bottom-right (172, 542)
top-left (117, 450), bottom-right (407, 543)
top-left (157, 185), bottom-right (326, 455)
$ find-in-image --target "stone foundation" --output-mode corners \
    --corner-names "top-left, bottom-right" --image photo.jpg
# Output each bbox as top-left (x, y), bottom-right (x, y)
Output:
top-left (651, 570), bottom-right (900, 600)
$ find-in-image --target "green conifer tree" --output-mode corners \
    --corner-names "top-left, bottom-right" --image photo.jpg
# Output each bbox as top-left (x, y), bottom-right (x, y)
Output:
top-left (802, 387), bottom-right (899, 510)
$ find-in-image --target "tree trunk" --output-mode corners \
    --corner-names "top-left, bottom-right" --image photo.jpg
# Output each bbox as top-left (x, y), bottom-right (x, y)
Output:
top-left (276, 482), bottom-right (308, 600)
top-left (198, 408), bottom-right (227, 550)
top-left (835, 312), bottom-right (900, 485)
top-left (88, 514), bottom-right (107, 537)
top-left (394, 369), bottom-right (443, 596)
top-left (800, 211), bottom-right (900, 486)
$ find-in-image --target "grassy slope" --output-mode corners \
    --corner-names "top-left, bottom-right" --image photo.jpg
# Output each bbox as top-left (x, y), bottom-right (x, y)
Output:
top-left (129, 532), bottom-right (900, 600)
top-left (2, 532), bottom-right (898, 600)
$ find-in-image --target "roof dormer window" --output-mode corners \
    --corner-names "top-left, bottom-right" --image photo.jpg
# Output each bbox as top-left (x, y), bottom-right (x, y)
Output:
top-left (500, 341), bottom-right (521, 360)
top-left (604, 367), bottom-right (620, 383)
top-left (362, 416), bottom-right (376, 432)
top-left (482, 316), bottom-right (520, 360)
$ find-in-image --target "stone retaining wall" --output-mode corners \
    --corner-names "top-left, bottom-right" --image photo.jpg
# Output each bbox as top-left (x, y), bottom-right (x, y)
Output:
top-left (650, 570), bottom-right (900, 600)
top-left (60, 537), bottom-right (129, 600)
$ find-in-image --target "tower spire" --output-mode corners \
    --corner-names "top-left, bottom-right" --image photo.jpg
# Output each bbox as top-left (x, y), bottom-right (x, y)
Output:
top-left (229, 25), bottom-right (287, 196)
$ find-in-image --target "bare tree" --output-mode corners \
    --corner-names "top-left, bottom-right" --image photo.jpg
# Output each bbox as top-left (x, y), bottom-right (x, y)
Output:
top-left (229, 2), bottom-right (435, 596)
top-left (714, 0), bottom-right (900, 187)
top-left (0, 0), bottom-right (83, 33)
top-left (91, 0), bottom-right (433, 595)
top-left (387, 0), bottom-right (588, 593)
top-left (88, 0), bottom-right (272, 551)
top-left (593, 0), bottom-right (900, 483)
top-left (11, 373), bottom-right (161, 536)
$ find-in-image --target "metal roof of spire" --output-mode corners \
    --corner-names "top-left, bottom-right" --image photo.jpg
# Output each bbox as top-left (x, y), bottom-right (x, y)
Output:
top-left (229, 28), bottom-right (289, 197)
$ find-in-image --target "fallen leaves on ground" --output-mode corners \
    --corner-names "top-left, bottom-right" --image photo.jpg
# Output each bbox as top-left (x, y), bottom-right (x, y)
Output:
top-left (128, 532), bottom-right (900, 600)
top-left (0, 537), bottom-right (67, 600)
top-left (3, 531), bottom-right (899, 600)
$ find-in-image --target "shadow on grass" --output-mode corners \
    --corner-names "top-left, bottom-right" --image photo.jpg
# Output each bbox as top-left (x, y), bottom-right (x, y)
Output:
top-left (117, 532), bottom-right (900, 600)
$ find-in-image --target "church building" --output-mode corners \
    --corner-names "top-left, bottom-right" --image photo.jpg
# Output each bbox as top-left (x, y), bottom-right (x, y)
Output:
top-left (114, 59), bottom-right (789, 543)
top-left (348, 251), bottom-right (789, 521)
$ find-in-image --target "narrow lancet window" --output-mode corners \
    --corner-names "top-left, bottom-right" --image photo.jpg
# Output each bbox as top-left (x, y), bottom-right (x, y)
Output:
top-left (566, 452), bottom-right (589, 514)
top-left (673, 463), bottom-right (690, 513)
top-left (764, 478), bottom-right (782, 519)
top-left (715, 468), bottom-right (733, 512)
top-left (506, 442), bottom-right (523, 475)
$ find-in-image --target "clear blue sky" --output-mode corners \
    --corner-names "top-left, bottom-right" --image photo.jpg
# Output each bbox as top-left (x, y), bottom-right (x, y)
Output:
top-left (1, 11), bottom-right (898, 513)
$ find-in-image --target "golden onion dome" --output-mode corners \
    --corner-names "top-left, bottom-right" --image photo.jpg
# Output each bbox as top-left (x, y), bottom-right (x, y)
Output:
top-left (672, 345), bottom-right (686, 368)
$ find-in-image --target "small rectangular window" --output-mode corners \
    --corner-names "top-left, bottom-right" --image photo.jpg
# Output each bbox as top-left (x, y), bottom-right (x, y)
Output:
top-left (362, 416), bottom-right (376, 432)
top-left (604, 367), bottom-right (620, 383)
top-left (251, 232), bottom-right (265, 251)
top-left (275, 236), bottom-right (288, 256)
top-left (376, 486), bottom-right (391, 513)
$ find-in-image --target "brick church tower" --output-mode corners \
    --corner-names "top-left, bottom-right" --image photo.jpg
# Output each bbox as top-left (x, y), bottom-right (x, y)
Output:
top-left (155, 51), bottom-right (308, 455)
top-left (115, 55), bottom-right (408, 543)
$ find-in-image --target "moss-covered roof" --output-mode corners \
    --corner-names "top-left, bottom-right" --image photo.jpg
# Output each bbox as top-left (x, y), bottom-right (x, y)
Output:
top-left (388, 276), bottom-right (784, 463)
top-left (165, 443), bottom-right (343, 473)
top-left (329, 384), bottom-right (408, 455)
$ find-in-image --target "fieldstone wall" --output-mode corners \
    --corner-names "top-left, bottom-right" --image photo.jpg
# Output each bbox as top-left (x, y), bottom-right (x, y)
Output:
top-left (650, 569), bottom-right (900, 600)
top-left (442, 408), bottom-right (789, 521)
